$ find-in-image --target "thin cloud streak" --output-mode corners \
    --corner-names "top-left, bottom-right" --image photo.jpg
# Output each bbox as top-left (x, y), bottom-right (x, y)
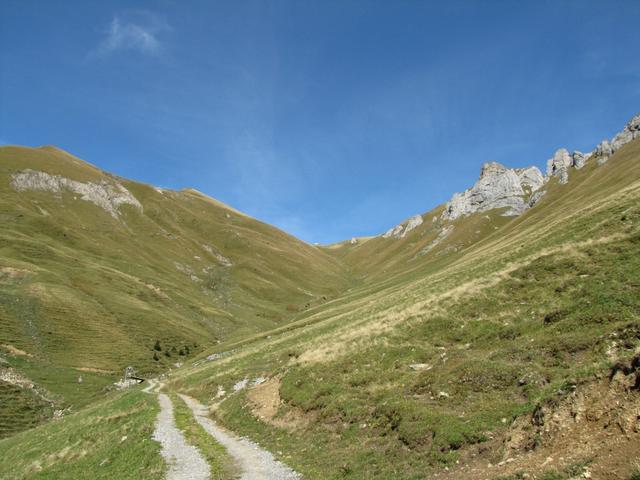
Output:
top-left (94, 13), bottom-right (168, 57)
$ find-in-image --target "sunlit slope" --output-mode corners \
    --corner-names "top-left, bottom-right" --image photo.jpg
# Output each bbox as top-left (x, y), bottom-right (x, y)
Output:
top-left (169, 138), bottom-right (640, 478)
top-left (0, 145), bottom-right (350, 377)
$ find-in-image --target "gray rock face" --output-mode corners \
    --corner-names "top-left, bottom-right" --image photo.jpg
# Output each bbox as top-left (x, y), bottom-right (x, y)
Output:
top-left (401, 214), bottom-right (423, 237)
top-left (546, 148), bottom-right (572, 184)
top-left (516, 166), bottom-right (545, 192)
top-left (382, 224), bottom-right (404, 238)
top-left (572, 151), bottom-right (587, 169)
top-left (594, 114), bottom-right (640, 165)
top-left (382, 214), bottom-right (423, 239)
top-left (595, 140), bottom-right (613, 165)
top-left (528, 190), bottom-right (546, 208)
top-left (611, 114), bottom-right (640, 151)
top-left (11, 169), bottom-right (142, 219)
top-left (442, 162), bottom-right (543, 221)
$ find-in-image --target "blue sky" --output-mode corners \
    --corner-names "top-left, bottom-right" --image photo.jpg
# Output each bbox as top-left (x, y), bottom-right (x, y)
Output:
top-left (1, 1), bottom-right (639, 243)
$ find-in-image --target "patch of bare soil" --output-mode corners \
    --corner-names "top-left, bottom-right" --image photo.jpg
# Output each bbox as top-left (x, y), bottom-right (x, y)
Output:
top-left (1, 344), bottom-right (32, 357)
top-left (247, 377), bottom-right (314, 431)
top-left (433, 368), bottom-right (640, 480)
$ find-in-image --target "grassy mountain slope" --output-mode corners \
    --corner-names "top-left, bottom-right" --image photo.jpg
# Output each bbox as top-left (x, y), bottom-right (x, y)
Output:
top-left (166, 138), bottom-right (640, 478)
top-left (1, 132), bottom-right (639, 479)
top-left (0, 145), bottom-right (351, 435)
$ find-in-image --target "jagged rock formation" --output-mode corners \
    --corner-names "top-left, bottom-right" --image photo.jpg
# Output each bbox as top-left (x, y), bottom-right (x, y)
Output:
top-left (572, 151), bottom-right (588, 169)
top-left (546, 149), bottom-right (572, 184)
top-left (440, 113), bottom-right (639, 224)
top-left (516, 166), bottom-right (545, 191)
top-left (10, 169), bottom-right (142, 219)
top-left (548, 114), bottom-right (640, 177)
top-left (383, 214), bottom-right (423, 239)
top-left (595, 140), bottom-right (613, 166)
top-left (611, 114), bottom-right (640, 151)
top-left (441, 162), bottom-right (543, 221)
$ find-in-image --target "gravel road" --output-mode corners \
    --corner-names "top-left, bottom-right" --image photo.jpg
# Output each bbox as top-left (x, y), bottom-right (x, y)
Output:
top-left (146, 380), bottom-right (211, 480)
top-left (178, 393), bottom-right (301, 480)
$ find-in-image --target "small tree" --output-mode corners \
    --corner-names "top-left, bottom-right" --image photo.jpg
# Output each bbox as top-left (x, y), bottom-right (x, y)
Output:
top-left (154, 340), bottom-right (162, 351)
top-left (153, 352), bottom-right (160, 361)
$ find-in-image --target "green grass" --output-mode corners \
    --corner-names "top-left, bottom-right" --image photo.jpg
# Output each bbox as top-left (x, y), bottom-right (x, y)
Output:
top-left (166, 139), bottom-right (640, 478)
top-left (1, 136), bottom-right (640, 477)
top-left (0, 144), bottom-right (353, 435)
top-left (0, 389), bottom-right (164, 479)
top-left (171, 393), bottom-right (236, 479)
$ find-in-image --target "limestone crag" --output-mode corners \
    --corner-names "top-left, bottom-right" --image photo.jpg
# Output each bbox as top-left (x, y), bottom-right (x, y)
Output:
top-left (546, 149), bottom-right (572, 185)
top-left (547, 114), bottom-right (640, 179)
top-left (572, 151), bottom-right (588, 170)
top-left (443, 113), bottom-right (639, 223)
top-left (11, 169), bottom-right (142, 219)
top-left (611, 114), bottom-right (640, 152)
top-left (383, 214), bottom-right (424, 239)
top-left (516, 166), bottom-right (545, 191)
top-left (441, 162), bottom-right (543, 221)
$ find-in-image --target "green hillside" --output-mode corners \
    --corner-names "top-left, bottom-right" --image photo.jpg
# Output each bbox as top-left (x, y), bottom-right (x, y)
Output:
top-left (1, 130), bottom-right (639, 479)
top-left (166, 137), bottom-right (640, 478)
top-left (0, 145), bottom-right (351, 435)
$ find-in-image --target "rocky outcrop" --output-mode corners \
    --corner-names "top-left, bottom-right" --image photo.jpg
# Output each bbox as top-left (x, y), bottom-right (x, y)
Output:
top-left (594, 140), bottom-right (613, 166)
top-left (382, 113), bottom-right (639, 235)
top-left (516, 166), bottom-right (545, 191)
top-left (549, 114), bottom-right (640, 176)
top-left (571, 151), bottom-right (588, 169)
top-left (546, 149), bottom-right (572, 184)
top-left (442, 162), bottom-right (543, 221)
top-left (382, 224), bottom-right (403, 238)
top-left (611, 114), bottom-right (640, 151)
top-left (10, 169), bottom-right (142, 219)
top-left (383, 214), bottom-right (423, 239)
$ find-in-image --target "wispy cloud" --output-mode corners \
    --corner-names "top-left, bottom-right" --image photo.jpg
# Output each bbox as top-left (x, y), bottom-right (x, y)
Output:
top-left (94, 12), bottom-right (169, 57)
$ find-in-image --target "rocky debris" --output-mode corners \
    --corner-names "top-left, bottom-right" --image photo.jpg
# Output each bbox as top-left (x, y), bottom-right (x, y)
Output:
top-left (10, 169), bottom-right (142, 219)
top-left (202, 244), bottom-right (232, 267)
top-left (174, 262), bottom-right (202, 282)
top-left (442, 162), bottom-right (543, 221)
top-left (233, 378), bottom-right (249, 392)
top-left (0, 368), bottom-right (55, 403)
top-left (416, 225), bottom-right (454, 258)
top-left (214, 253), bottom-right (232, 267)
top-left (528, 190), bottom-right (546, 208)
top-left (0, 368), bottom-right (36, 389)
top-left (383, 214), bottom-right (424, 239)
